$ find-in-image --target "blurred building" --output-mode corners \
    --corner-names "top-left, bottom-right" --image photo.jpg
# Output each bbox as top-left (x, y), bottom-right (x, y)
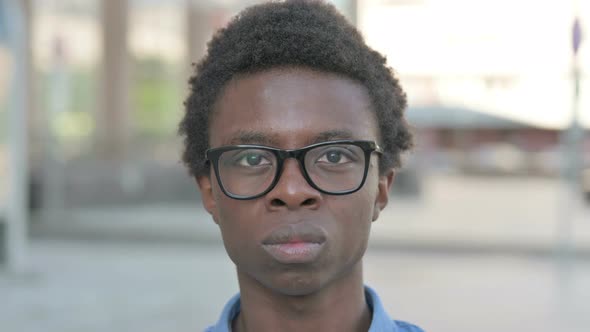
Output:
top-left (1, 0), bottom-right (589, 215)
top-left (0, 0), bottom-right (362, 211)
top-left (408, 106), bottom-right (590, 176)
top-left (361, 0), bottom-right (590, 180)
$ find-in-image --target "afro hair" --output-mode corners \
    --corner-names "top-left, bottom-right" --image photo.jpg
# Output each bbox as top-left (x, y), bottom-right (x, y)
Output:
top-left (179, 0), bottom-right (413, 177)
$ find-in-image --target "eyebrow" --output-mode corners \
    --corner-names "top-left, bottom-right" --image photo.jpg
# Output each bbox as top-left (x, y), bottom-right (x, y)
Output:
top-left (311, 130), bottom-right (355, 143)
top-left (224, 131), bottom-right (279, 146)
top-left (223, 129), bottom-right (356, 147)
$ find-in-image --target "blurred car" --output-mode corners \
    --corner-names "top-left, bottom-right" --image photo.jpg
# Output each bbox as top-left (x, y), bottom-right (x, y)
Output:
top-left (466, 143), bottom-right (528, 175)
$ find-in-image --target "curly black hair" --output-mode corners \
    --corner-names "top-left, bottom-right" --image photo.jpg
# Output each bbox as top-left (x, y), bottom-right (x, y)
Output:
top-left (179, 0), bottom-right (413, 177)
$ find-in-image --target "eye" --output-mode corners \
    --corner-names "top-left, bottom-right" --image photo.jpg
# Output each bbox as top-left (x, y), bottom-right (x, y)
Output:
top-left (236, 151), bottom-right (272, 167)
top-left (317, 149), bottom-right (352, 164)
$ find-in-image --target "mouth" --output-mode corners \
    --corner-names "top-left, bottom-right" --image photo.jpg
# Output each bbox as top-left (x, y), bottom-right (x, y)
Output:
top-left (261, 222), bottom-right (327, 264)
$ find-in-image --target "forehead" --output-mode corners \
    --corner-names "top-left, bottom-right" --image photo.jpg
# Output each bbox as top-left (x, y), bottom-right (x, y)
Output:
top-left (209, 67), bottom-right (379, 148)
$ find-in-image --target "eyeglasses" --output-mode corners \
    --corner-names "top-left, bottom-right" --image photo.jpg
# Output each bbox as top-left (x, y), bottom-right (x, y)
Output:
top-left (205, 140), bottom-right (383, 200)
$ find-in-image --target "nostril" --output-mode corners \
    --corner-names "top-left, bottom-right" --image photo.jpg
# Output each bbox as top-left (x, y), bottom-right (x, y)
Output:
top-left (302, 198), bottom-right (316, 206)
top-left (271, 199), bottom-right (286, 207)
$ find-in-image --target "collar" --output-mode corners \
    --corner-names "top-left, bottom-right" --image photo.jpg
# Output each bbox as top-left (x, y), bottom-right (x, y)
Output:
top-left (207, 285), bottom-right (402, 332)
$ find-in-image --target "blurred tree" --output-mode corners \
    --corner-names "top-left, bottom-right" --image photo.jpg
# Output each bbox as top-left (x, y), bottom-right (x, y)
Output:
top-left (131, 56), bottom-right (182, 139)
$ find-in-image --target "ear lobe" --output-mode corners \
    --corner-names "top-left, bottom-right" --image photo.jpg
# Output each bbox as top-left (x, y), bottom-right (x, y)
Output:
top-left (372, 169), bottom-right (395, 222)
top-left (196, 175), bottom-right (219, 224)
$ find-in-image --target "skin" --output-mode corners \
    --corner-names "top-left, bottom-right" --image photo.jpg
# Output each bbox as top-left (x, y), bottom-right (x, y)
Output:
top-left (197, 67), bottom-right (395, 332)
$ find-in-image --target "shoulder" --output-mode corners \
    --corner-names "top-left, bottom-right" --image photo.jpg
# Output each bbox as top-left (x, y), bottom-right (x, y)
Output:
top-left (393, 320), bottom-right (426, 332)
top-left (364, 286), bottom-right (425, 332)
top-left (203, 293), bottom-right (241, 332)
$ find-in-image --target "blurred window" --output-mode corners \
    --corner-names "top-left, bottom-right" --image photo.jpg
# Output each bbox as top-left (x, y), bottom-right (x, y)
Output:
top-left (32, 0), bottom-right (100, 161)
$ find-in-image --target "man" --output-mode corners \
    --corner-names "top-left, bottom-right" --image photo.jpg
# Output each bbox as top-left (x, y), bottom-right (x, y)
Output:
top-left (179, 1), bottom-right (423, 331)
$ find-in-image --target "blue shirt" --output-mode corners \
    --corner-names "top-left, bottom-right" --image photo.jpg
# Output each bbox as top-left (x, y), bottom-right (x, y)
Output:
top-left (205, 286), bottom-right (425, 332)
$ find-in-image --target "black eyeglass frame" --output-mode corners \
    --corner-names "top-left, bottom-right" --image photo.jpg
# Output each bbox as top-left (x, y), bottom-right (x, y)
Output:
top-left (205, 140), bottom-right (383, 200)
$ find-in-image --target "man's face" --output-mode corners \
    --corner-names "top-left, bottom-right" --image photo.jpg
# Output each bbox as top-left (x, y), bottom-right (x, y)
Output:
top-left (198, 67), bottom-right (393, 296)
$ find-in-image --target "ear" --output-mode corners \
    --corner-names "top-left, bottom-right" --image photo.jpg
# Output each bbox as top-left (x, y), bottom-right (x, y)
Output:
top-left (196, 175), bottom-right (220, 225)
top-left (372, 169), bottom-right (395, 222)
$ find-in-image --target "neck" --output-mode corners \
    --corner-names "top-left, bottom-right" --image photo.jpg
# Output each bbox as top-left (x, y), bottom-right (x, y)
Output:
top-left (233, 263), bottom-right (371, 332)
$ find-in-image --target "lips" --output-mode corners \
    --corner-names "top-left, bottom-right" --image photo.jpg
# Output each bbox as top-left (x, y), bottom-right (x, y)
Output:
top-left (262, 222), bottom-right (327, 245)
top-left (261, 222), bottom-right (327, 264)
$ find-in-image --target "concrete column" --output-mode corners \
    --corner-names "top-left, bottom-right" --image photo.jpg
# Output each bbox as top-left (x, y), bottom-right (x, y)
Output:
top-left (2, 0), bottom-right (30, 272)
top-left (98, 0), bottom-right (130, 159)
top-left (22, 0), bottom-right (41, 213)
top-left (186, 1), bottom-right (212, 71)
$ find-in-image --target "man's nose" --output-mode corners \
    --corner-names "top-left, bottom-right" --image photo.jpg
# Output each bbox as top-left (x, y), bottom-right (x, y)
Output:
top-left (264, 159), bottom-right (322, 210)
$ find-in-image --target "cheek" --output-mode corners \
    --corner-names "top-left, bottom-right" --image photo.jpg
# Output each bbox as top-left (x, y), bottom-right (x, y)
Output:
top-left (326, 188), bottom-right (375, 248)
top-left (348, 170), bottom-right (380, 220)
top-left (338, 170), bottom-right (381, 244)
top-left (213, 191), bottom-right (262, 265)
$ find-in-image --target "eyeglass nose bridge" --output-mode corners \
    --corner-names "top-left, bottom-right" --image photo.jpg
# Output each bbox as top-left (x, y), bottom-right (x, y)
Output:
top-left (276, 148), bottom-right (307, 163)
top-left (273, 148), bottom-right (315, 187)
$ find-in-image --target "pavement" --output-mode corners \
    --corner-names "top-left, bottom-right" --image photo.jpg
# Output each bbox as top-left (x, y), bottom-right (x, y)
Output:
top-left (1, 174), bottom-right (589, 331)
top-left (1, 239), bottom-right (589, 332)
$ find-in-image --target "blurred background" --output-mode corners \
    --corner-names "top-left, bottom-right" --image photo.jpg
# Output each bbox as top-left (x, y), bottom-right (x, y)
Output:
top-left (0, 0), bottom-right (589, 331)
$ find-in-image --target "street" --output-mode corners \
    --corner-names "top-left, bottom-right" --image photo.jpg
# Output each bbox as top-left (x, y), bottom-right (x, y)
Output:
top-left (1, 239), bottom-right (589, 332)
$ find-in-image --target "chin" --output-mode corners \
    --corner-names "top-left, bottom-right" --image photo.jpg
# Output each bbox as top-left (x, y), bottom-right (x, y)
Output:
top-left (266, 271), bottom-right (326, 297)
